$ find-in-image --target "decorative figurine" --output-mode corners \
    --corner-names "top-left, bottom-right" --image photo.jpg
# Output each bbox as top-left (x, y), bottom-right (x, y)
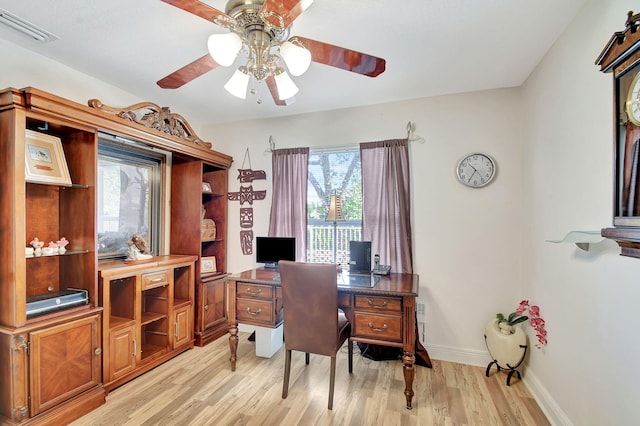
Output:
top-left (44, 241), bottom-right (59, 255)
top-left (30, 237), bottom-right (44, 256)
top-left (57, 237), bottom-right (69, 254)
top-left (126, 233), bottom-right (152, 261)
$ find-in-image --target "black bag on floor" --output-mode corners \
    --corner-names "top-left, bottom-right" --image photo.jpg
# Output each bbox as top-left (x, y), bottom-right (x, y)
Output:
top-left (357, 342), bottom-right (402, 361)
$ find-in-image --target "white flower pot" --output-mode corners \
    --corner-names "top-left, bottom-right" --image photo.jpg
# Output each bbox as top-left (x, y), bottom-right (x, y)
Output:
top-left (484, 319), bottom-right (528, 385)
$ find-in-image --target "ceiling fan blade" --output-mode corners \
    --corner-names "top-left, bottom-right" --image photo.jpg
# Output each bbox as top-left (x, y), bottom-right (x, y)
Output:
top-left (266, 75), bottom-right (295, 106)
top-left (160, 0), bottom-right (231, 25)
top-left (293, 36), bottom-right (386, 77)
top-left (259, 0), bottom-right (313, 29)
top-left (157, 54), bottom-right (219, 89)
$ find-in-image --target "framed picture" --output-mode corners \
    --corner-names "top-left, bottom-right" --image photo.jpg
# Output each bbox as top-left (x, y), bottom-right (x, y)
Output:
top-left (24, 129), bottom-right (72, 186)
top-left (201, 256), bottom-right (217, 274)
top-left (201, 182), bottom-right (212, 192)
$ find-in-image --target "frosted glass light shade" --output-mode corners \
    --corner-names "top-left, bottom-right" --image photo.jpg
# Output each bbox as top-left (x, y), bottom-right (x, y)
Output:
top-left (273, 68), bottom-right (299, 100)
top-left (280, 41), bottom-right (311, 76)
top-left (207, 32), bottom-right (242, 67)
top-left (224, 67), bottom-right (250, 99)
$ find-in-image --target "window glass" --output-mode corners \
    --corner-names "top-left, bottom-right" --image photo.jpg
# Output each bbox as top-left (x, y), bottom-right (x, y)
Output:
top-left (307, 148), bottom-right (362, 265)
top-left (97, 137), bottom-right (164, 258)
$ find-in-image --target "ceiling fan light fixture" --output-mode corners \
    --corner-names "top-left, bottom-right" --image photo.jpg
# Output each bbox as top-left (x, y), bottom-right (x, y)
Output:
top-left (280, 41), bottom-right (311, 76)
top-left (224, 66), bottom-right (250, 99)
top-left (273, 68), bottom-right (299, 100)
top-left (207, 32), bottom-right (242, 67)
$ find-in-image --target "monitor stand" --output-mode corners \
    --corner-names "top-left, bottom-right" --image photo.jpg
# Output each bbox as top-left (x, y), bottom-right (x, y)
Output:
top-left (263, 262), bottom-right (279, 269)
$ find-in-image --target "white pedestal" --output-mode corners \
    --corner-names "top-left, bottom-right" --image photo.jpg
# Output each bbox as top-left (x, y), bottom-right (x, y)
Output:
top-left (238, 323), bottom-right (284, 358)
top-left (255, 324), bottom-right (284, 358)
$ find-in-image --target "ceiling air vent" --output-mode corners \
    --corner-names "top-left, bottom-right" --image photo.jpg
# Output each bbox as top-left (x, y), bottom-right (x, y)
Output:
top-left (0, 9), bottom-right (58, 42)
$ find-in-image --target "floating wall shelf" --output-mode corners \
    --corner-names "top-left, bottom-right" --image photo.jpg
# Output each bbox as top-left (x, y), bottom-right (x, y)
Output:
top-left (546, 231), bottom-right (604, 251)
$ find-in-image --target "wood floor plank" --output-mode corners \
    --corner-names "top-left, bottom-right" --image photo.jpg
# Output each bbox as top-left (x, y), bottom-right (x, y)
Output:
top-left (70, 333), bottom-right (549, 426)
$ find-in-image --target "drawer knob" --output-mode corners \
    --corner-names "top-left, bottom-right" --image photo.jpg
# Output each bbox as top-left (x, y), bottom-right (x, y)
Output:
top-left (94, 348), bottom-right (102, 355)
top-left (368, 299), bottom-right (388, 309)
top-left (246, 288), bottom-right (262, 296)
top-left (204, 304), bottom-right (209, 311)
top-left (150, 277), bottom-right (164, 282)
top-left (367, 322), bottom-right (388, 332)
top-left (246, 307), bottom-right (262, 316)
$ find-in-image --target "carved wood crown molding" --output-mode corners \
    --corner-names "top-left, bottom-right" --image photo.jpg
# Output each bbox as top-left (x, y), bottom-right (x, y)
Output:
top-left (87, 99), bottom-right (212, 148)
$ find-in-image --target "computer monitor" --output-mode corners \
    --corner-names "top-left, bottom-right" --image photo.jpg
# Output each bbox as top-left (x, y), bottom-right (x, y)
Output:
top-left (255, 236), bottom-right (296, 269)
top-left (349, 241), bottom-right (372, 273)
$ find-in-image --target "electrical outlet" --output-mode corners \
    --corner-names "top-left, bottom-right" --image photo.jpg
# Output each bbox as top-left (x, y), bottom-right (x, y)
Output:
top-left (418, 322), bottom-right (426, 342)
top-left (416, 303), bottom-right (425, 322)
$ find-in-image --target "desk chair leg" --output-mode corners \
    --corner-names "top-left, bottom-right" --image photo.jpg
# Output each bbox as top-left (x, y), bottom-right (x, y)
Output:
top-left (305, 352), bottom-right (310, 365)
top-left (348, 340), bottom-right (353, 373)
top-left (282, 349), bottom-right (292, 399)
top-left (328, 356), bottom-right (336, 410)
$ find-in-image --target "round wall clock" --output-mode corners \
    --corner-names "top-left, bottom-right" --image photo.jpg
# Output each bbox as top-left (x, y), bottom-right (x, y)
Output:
top-left (626, 70), bottom-right (640, 126)
top-left (456, 153), bottom-right (496, 188)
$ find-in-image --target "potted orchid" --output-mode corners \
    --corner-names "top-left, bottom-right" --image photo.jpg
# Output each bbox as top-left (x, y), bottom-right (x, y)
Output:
top-left (496, 300), bottom-right (548, 349)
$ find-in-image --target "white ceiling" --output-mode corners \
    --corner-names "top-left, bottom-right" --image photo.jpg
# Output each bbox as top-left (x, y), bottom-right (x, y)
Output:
top-left (0, 0), bottom-right (587, 126)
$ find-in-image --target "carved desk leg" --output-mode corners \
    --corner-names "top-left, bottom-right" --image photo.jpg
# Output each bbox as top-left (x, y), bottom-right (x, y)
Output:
top-left (402, 351), bottom-right (416, 409)
top-left (403, 298), bottom-right (417, 409)
top-left (228, 324), bottom-right (238, 372)
top-left (228, 279), bottom-right (238, 371)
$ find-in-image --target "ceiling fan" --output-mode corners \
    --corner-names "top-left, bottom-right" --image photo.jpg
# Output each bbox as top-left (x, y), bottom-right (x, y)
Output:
top-left (157, 0), bottom-right (386, 105)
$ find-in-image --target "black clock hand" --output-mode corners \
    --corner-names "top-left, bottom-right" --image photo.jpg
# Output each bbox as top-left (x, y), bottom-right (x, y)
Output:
top-left (468, 169), bottom-right (479, 183)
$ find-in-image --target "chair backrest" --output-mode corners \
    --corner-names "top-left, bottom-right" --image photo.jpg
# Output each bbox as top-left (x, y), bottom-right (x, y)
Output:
top-left (279, 261), bottom-right (340, 356)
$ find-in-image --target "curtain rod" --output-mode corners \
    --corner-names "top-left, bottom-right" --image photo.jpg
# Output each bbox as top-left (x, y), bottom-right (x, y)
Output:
top-left (265, 122), bottom-right (424, 153)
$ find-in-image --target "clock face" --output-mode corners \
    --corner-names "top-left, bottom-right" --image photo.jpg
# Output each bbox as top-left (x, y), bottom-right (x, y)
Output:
top-left (626, 71), bottom-right (640, 126)
top-left (456, 153), bottom-right (496, 188)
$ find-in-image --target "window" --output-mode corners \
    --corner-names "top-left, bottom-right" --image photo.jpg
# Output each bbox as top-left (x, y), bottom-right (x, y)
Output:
top-left (97, 134), bottom-right (167, 258)
top-left (307, 148), bottom-right (362, 265)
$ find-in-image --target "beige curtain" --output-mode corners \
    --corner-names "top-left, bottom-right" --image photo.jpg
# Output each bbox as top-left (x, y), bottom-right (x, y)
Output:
top-left (268, 147), bottom-right (309, 262)
top-left (360, 139), bottom-right (413, 273)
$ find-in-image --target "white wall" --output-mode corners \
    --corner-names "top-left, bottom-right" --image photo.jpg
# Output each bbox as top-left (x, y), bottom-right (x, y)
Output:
top-left (521, 0), bottom-right (640, 424)
top-left (3, 0), bottom-right (639, 422)
top-left (0, 38), bottom-right (145, 117)
top-left (208, 90), bottom-right (525, 370)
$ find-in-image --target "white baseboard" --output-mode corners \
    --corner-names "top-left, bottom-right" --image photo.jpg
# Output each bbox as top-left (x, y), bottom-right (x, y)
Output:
top-left (426, 343), bottom-right (492, 367)
top-left (522, 369), bottom-right (573, 426)
top-left (425, 344), bottom-right (572, 426)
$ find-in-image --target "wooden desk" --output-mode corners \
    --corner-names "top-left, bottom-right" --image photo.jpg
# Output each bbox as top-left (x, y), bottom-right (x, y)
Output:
top-left (227, 268), bottom-right (420, 409)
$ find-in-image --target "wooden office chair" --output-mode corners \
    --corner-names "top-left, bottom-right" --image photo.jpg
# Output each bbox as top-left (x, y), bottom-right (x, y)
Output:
top-left (278, 261), bottom-right (353, 410)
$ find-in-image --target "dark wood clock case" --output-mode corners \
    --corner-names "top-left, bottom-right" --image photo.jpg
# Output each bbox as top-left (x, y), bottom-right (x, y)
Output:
top-left (596, 10), bottom-right (640, 258)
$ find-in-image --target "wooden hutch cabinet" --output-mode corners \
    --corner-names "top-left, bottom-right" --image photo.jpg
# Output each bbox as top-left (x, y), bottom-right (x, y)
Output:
top-left (0, 87), bottom-right (232, 425)
top-left (98, 255), bottom-right (197, 391)
top-left (171, 158), bottom-right (230, 346)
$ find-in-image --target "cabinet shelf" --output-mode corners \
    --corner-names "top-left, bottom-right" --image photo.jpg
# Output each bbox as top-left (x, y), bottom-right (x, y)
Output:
top-left (141, 311), bottom-right (166, 326)
top-left (140, 343), bottom-right (167, 361)
top-left (202, 191), bottom-right (224, 197)
top-left (174, 298), bottom-right (190, 309)
top-left (202, 238), bottom-right (224, 243)
top-left (109, 315), bottom-right (135, 329)
top-left (26, 250), bottom-right (90, 259)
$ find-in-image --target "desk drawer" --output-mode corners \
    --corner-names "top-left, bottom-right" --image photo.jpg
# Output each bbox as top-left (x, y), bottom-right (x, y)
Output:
top-left (237, 283), bottom-right (273, 300)
top-left (353, 312), bottom-right (402, 342)
top-left (355, 296), bottom-right (402, 313)
top-left (141, 270), bottom-right (169, 290)
top-left (237, 298), bottom-right (274, 325)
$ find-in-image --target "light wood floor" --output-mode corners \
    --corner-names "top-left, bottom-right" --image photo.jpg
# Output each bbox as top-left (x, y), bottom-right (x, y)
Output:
top-left (70, 333), bottom-right (549, 426)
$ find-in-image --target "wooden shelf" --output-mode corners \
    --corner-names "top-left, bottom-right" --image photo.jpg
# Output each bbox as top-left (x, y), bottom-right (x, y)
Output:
top-left (174, 298), bottom-right (190, 309)
top-left (109, 315), bottom-right (135, 329)
top-left (140, 343), bottom-right (167, 361)
top-left (141, 311), bottom-right (166, 326)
